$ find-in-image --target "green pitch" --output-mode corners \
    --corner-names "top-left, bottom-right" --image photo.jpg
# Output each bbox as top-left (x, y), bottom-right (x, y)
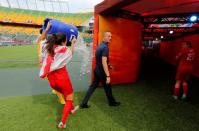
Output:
top-left (0, 45), bottom-right (38, 68)
top-left (1, 84), bottom-right (199, 131)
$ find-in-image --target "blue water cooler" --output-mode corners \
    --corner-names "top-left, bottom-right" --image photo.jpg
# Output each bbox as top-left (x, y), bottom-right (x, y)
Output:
top-left (42, 18), bottom-right (78, 43)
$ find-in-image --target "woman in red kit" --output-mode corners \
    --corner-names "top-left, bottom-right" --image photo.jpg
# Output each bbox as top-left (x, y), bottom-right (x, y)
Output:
top-left (173, 41), bottom-right (195, 100)
top-left (39, 33), bottom-right (76, 128)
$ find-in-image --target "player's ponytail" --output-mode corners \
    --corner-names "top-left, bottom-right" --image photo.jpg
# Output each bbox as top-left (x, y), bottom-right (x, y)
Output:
top-left (45, 33), bottom-right (67, 56)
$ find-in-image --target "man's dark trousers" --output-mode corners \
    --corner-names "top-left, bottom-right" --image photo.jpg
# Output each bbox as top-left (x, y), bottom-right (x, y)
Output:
top-left (80, 69), bottom-right (116, 107)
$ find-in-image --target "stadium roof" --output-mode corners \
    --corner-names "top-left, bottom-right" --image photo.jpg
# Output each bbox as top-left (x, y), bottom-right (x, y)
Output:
top-left (0, 0), bottom-right (103, 13)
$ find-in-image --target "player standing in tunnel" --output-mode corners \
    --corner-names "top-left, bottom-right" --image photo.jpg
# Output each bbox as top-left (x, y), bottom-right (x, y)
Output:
top-left (173, 41), bottom-right (195, 100)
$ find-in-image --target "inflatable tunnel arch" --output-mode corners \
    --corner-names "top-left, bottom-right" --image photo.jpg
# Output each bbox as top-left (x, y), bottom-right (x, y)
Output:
top-left (93, 0), bottom-right (199, 84)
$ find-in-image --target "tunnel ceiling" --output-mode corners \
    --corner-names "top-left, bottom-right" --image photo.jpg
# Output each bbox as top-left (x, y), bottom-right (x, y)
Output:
top-left (95, 0), bottom-right (199, 41)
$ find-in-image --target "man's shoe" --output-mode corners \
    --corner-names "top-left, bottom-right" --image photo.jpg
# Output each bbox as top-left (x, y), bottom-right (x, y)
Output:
top-left (109, 102), bottom-right (120, 107)
top-left (80, 104), bottom-right (90, 109)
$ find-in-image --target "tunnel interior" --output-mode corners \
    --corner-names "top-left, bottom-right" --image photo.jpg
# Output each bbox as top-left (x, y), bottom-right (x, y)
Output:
top-left (94, 0), bottom-right (199, 102)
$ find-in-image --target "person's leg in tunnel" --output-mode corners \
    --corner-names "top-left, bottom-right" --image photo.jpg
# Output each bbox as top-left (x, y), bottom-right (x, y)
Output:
top-left (182, 81), bottom-right (188, 100)
top-left (173, 80), bottom-right (181, 100)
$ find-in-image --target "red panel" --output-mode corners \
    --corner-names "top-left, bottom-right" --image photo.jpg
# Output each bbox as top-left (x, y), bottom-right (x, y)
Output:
top-left (142, 2), bottom-right (199, 16)
top-left (95, 0), bottom-right (199, 16)
top-left (93, 15), bottom-right (142, 84)
top-left (160, 35), bottom-right (199, 78)
top-left (95, 0), bottom-right (122, 14)
top-left (122, 0), bottom-right (199, 16)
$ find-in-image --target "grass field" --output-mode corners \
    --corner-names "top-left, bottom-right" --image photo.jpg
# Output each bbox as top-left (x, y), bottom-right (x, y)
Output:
top-left (0, 44), bottom-right (92, 68)
top-left (1, 45), bottom-right (199, 131)
top-left (1, 83), bottom-right (199, 131)
top-left (0, 45), bottom-right (38, 68)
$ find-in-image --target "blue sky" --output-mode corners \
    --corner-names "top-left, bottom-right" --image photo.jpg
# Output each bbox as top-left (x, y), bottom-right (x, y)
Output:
top-left (0, 0), bottom-right (104, 13)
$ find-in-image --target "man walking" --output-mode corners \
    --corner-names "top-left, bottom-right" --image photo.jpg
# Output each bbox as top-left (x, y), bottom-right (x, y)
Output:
top-left (76, 31), bottom-right (120, 110)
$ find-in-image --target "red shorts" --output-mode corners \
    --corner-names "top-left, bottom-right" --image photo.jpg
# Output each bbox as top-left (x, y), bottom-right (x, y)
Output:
top-left (47, 67), bottom-right (73, 97)
top-left (175, 65), bottom-right (193, 81)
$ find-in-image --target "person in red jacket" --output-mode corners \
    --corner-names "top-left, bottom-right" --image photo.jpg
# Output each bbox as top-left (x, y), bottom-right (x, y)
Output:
top-left (173, 41), bottom-right (195, 100)
top-left (37, 22), bottom-right (66, 105)
top-left (40, 33), bottom-right (76, 128)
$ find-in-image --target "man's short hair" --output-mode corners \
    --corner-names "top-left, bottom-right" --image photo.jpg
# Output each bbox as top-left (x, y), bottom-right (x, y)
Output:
top-left (103, 31), bottom-right (111, 37)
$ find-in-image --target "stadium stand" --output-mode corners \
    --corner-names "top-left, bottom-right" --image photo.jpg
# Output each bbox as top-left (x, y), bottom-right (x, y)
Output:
top-left (0, 6), bottom-right (93, 26)
top-left (0, 6), bottom-right (93, 46)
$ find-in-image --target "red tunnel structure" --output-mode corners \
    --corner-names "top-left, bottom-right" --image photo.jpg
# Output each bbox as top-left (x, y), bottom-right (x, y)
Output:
top-left (93, 0), bottom-right (199, 84)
